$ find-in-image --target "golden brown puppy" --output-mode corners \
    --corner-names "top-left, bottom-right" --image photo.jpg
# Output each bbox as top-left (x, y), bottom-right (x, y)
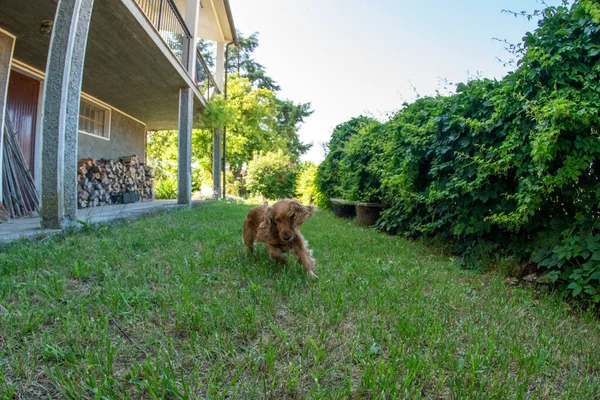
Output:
top-left (243, 199), bottom-right (317, 279)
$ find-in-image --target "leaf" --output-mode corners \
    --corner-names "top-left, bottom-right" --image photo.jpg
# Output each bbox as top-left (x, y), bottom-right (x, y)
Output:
top-left (581, 250), bottom-right (592, 260)
top-left (545, 270), bottom-right (560, 283)
top-left (589, 271), bottom-right (600, 281)
top-left (584, 285), bottom-right (597, 295)
top-left (569, 271), bottom-right (582, 280)
top-left (582, 261), bottom-right (596, 271)
top-left (568, 282), bottom-right (582, 297)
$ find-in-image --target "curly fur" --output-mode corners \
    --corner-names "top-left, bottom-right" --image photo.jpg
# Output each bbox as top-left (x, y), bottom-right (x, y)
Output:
top-left (244, 199), bottom-right (317, 278)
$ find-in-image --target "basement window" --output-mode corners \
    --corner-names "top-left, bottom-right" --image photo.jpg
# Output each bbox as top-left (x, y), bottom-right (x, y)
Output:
top-left (78, 98), bottom-right (110, 140)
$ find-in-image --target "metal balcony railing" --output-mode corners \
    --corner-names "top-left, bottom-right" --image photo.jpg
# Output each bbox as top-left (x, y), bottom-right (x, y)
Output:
top-left (196, 49), bottom-right (220, 100)
top-left (134, 0), bottom-right (192, 67)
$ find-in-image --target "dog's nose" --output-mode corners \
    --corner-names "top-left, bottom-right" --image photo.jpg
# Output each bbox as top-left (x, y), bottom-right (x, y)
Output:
top-left (282, 235), bottom-right (291, 241)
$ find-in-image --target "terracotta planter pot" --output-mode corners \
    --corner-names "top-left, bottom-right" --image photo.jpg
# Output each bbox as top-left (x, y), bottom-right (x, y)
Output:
top-left (355, 202), bottom-right (384, 226)
top-left (330, 198), bottom-right (357, 218)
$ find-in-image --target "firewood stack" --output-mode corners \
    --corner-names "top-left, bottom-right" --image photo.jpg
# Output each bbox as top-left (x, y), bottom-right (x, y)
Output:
top-left (77, 155), bottom-right (154, 208)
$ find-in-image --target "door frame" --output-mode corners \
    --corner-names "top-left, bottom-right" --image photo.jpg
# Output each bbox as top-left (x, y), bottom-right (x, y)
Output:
top-left (10, 60), bottom-right (45, 192)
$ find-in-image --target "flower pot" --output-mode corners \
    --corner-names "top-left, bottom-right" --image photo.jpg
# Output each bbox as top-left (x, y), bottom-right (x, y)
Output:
top-left (330, 198), bottom-right (357, 218)
top-left (355, 202), bottom-right (384, 226)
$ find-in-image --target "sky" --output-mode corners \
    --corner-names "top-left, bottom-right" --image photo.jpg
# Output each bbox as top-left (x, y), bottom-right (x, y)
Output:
top-left (227, 0), bottom-right (569, 163)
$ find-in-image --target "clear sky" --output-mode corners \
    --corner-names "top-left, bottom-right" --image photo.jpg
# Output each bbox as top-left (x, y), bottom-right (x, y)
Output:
top-left (227, 0), bottom-right (569, 163)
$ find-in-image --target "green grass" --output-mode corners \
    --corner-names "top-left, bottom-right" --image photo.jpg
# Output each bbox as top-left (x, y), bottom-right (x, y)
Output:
top-left (1, 201), bottom-right (599, 399)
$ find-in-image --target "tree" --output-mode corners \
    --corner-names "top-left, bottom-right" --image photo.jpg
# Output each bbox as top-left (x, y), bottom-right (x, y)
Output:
top-left (148, 31), bottom-right (313, 197)
top-left (222, 75), bottom-right (279, 174)
top-left (228, 32), bottom-right (281, 91)
top-left (204, 31), bottom-right (313, 164)
top-left (296, 162), bottom-right (326, 206)
top-left (197, 39), bottom-right (215, 69)
top-left (274, 99), bottom-right (313, 162)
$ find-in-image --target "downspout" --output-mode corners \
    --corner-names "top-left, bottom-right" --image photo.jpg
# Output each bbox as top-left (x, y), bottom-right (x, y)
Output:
top-left (222, 40), bottom-right (234, 199)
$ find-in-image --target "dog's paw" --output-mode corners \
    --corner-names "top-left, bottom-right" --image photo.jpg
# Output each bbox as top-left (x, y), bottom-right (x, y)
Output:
top-left (308, 271), bottom-right (318, 280)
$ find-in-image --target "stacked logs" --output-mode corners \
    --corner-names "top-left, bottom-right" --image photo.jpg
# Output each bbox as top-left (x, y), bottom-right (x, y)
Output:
top-left (77, 155), bottom-right (154, 208)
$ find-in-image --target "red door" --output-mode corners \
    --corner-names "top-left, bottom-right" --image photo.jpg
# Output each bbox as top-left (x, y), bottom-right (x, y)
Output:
top-left (6, 70), bottom-right (40, 176)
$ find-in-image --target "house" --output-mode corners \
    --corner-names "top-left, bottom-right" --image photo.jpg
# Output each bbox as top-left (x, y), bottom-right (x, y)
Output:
top-left (0, 0), bottom-right (236, 229)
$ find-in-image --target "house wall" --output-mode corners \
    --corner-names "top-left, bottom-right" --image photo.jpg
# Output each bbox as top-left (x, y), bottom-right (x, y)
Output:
top-left (0, 29), bottom-right (16, 201)
top-left (78, 109), bottom-right (146, 162)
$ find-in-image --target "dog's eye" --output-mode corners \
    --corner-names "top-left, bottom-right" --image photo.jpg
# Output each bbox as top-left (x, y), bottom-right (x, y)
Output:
top-left (275, 218), bottom-right (281, 223)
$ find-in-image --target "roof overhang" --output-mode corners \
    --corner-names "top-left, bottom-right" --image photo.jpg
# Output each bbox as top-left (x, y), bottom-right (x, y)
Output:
top-left (195, 0), bottom-right (237, 43)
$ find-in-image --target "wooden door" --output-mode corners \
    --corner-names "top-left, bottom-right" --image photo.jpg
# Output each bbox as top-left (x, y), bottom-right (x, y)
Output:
top-left (6, 70), bottom-right (40, 176)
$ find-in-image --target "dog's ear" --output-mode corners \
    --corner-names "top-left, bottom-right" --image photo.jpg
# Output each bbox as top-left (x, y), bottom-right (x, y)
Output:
top-left (263, 206), bottom-right (273, 225)
top-left (258, 206), bottom-right (274, 237)
top-left (290, 200), bottom-right (314, 227)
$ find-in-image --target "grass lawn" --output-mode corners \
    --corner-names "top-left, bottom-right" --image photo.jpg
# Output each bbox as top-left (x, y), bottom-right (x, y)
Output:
top-left (1, 201), bottom-right (599, 399)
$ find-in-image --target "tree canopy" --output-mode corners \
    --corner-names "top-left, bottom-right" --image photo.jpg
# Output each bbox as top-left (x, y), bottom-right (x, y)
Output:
top-left (148, 30), bottom-right (314, 197)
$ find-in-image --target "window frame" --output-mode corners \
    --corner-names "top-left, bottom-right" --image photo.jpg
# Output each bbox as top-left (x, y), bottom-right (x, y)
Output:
top-left (78, 95), bottom-right (111, 140)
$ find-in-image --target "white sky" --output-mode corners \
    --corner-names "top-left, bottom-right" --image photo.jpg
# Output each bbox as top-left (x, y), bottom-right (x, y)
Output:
top-left (228, 0), bottom-right (568, 163)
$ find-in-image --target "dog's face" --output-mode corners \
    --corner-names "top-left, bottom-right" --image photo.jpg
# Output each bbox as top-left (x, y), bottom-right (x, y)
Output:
top-left (267, 199), bottom-right (314, 242)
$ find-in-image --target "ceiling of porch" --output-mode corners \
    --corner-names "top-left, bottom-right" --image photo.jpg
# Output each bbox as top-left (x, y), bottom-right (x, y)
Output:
top-left (0, 0), bottom-right (205, 131)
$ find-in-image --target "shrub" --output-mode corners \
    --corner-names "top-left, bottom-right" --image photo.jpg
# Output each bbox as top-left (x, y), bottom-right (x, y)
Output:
top-left (319, 2), bottom-right (600, 302)
top-left (338, 122), bottom-right (384, 202)
top-left (246, 150), bottom-right (298, 199)
top-left (155, 176), bottom-right (177, 200)
top-left (316, 116), bottom-right (380, 201)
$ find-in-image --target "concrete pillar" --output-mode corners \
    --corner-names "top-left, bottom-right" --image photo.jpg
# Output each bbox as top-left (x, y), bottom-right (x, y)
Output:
top-left (215, 42), bottom-right (225, 89)
top-left (184, 0), bottom-right (200, 74)
top-left (212, 42), bottom-right (226, 198)
top-left (40, 0), bottom-right (94, 229)
top-left (0, 30), bottom-right (15, 203)
top-left (178, 87), bottom-right (193, 206)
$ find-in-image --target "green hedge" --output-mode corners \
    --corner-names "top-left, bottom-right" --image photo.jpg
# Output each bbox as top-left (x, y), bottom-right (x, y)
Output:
top-left (316, 116), bottom-right (382, 203)
top-left (317, 1), bottom-right (600, 302)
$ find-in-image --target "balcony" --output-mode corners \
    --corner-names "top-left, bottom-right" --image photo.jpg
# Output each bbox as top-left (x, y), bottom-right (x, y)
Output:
top-left (133, 0), bottom-right (221, 98)
top-left (196, 48), bottom-right (220, 99)
top-left (134, 0), bottom-right (191, 67)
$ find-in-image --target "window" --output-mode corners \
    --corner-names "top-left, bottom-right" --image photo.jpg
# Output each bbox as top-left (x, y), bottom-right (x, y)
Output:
top-left (78, 98), bottom-right (110, 139)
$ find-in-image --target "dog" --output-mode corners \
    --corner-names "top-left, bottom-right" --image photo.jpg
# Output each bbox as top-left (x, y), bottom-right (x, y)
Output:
top-left (243, 199), bottom-right (317, 279)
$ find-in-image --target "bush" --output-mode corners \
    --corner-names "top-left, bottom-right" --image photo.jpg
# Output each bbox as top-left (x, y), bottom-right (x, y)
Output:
top-left (316, 116), bottom-right (380, 201)
top-left (246, 150), bottom-right (298, 199)
top-left (319, 2), bottom-right (600, 302)
top-left (338, 122), bottom-right (384, 202)
top-left (296, 162), bottom-right (327, 206)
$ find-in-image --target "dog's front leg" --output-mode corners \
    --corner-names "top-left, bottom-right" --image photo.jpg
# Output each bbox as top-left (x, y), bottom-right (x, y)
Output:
top-left (293, 239), bottom-right (318, 279)
top-left (267, 243), bottom-right (286, 264)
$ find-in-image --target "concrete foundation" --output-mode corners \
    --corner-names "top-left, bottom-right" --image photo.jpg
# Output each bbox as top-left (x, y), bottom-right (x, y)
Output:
top-left (0, 200), bottom-right (203, 243)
